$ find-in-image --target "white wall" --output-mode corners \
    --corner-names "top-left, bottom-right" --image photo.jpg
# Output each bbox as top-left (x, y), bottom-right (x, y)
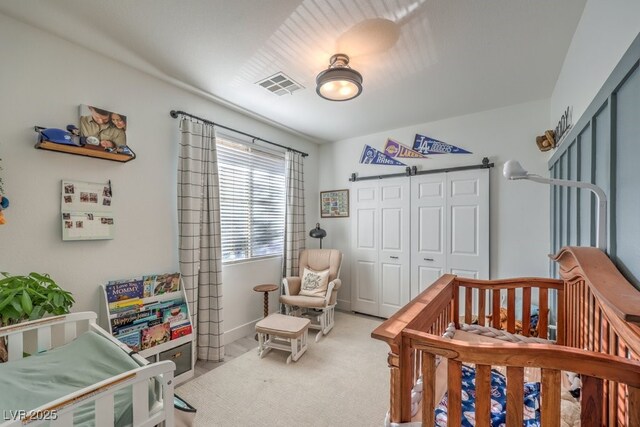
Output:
top-left (0, 13), bottom-right (320, 342)
top-left (551, 0), bottom-right (640, 125)
top-left (318, 100), bottom-right (551, 310)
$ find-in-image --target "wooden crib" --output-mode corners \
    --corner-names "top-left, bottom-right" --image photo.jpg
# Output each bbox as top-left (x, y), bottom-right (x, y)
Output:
top-left (372, 246), bottom-right (640, 426)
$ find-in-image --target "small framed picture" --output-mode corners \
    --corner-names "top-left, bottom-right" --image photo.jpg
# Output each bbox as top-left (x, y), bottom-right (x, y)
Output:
top-left (320, 189), bottom-right (349, 218)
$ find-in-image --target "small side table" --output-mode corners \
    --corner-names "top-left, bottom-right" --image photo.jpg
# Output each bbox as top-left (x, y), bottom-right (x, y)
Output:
top-left (253, 284), bottom-right (279, 318)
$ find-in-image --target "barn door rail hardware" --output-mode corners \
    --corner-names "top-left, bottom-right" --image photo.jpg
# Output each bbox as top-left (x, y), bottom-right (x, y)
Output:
top-left (349, 157), bottom-right (494, 182)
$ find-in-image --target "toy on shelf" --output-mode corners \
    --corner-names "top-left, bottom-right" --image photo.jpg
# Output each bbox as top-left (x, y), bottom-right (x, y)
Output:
top-left (34, 125), bottom-right (136, 163)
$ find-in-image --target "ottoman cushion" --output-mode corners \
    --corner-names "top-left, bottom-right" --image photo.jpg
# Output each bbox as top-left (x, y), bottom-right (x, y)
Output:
top-left (256, 314), bottom-right (310, 339)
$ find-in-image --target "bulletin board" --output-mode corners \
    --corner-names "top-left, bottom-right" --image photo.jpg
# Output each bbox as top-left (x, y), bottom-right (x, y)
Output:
top-left (61, 180), bottom-right (115, 241)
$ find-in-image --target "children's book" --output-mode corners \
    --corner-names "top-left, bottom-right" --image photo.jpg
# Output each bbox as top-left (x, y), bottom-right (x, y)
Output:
top-left (113, 322), bottom-right (146, 337)
top-left (108, 298), bottom-right (143, 312)
top-left (142, 275), bottom-right (156, 298)
top-left (171, 323), bottom-right (192, 340)
top-left (106, 280), bottom-right (144, 303)
top-left (162, 303), bottom-right (188, 325)
top-left (153, 273), bottom-right (181, 295)
top-left (141, 323), bottom-right (171, 350)
top-left (118, 330), bottom-right (141, 352)
top-left (111, 309), bottom-right (152, 329)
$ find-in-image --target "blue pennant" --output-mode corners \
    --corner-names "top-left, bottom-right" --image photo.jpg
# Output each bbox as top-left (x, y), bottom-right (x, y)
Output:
top-left (413, 133), bottom-right (472, 154)
top-left (359, 144), bottom-right (406, 166)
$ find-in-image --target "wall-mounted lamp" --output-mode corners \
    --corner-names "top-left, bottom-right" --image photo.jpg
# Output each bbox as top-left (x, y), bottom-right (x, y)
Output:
top-left (309, 223), bottom-right (327, 248)
top-left (316, 54), bottom-right (363, 101)
top-left (503, 160), bottom-right (607, 252)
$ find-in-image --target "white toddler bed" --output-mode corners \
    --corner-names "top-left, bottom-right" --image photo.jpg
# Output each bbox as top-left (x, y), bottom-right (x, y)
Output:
top-left (0, 312), bottom-right (175, 427)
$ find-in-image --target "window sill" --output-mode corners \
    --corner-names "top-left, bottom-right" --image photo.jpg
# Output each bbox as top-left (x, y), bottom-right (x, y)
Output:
top-left (222, 254), bottom-right (282, 267)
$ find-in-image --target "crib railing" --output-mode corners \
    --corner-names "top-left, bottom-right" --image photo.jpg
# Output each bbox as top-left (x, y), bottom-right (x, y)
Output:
top-left (372, 274), bottom-right (564, 423)
top-left (553, 247), bottom-right (640, 426)
top-left (372, 246), bottom-right (640, 426)
top-left (405, 330), bottom-right (640, 427)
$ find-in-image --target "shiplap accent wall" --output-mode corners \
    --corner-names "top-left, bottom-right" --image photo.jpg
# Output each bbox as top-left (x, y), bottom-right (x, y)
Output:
top-left (549, 32), bottom-right (640, 287)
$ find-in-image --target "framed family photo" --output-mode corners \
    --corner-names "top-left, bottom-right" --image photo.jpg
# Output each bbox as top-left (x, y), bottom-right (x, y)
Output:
top-left (320, 189), bottom-right (349, 218)
top-left (79, 104), bottom-right (128, 151)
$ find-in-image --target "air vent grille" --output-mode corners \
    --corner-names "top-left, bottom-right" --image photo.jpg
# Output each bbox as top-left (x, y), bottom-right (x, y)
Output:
top-left (256, 72), bottom-right (304, 96)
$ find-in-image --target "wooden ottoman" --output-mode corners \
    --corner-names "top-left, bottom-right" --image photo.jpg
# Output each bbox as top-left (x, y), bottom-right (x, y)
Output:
top-left (255, 314), bottom-right (311, 364)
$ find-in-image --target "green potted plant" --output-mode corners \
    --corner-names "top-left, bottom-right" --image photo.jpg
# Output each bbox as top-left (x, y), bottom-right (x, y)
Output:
top-left (0, 272), bottom-right (75, 362)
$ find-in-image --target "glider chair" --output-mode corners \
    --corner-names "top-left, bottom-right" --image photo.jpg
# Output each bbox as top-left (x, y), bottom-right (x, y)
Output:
top-left (280, 249), bottom-right (343, 342)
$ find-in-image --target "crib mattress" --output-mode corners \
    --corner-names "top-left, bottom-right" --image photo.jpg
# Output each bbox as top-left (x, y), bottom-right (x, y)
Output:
top-left (0, 330), bottom-right (151, 426)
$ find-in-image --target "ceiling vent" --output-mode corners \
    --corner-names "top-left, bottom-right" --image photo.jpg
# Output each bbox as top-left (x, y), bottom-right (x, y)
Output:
top-left (256, 72), bottom-right (304, 96)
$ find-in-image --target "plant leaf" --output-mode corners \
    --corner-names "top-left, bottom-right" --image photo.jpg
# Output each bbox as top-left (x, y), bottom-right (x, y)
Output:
top-left (21, 291), bottom-right (33, 315)
top-left (0, 290), bottom-right (19, 311)
top-left (29, 305), bottom-right (44, 320)
top-left (10, 298), bottom-right (23, 315)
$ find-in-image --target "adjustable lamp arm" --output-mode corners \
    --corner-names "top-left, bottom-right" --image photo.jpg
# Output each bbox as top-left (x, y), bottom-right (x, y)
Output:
top-left (505, 160), bottom-right (607, 252)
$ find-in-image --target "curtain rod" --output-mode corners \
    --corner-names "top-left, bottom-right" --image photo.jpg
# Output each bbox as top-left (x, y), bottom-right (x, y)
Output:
top-left (349, 157), bottom-right (494, 181)
top-left (170, 110), bottom-right (309, 157)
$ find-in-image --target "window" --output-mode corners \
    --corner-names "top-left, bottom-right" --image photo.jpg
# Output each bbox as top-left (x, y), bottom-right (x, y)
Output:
top-left (217, 138), bottom-right (286, 262)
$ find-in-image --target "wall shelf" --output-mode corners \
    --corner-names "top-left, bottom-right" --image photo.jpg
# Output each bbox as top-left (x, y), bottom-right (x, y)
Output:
top-left (36, 140), bottom-right (135, 163)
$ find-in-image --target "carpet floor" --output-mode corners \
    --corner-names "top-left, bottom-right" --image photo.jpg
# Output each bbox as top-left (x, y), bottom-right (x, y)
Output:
top-left (176, 311), bottom-right (389, 426)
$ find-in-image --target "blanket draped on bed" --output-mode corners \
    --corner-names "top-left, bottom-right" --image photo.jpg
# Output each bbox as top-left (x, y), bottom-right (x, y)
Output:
top-left (0, 331), bottom-right (154, 426)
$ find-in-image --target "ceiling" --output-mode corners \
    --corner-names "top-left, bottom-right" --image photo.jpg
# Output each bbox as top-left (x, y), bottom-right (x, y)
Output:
top-left (0, 0), bottom-right (586, 142)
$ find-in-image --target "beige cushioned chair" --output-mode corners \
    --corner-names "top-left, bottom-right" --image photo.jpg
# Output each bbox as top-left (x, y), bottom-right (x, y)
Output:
top-left (279, 249), bottom-right (342, 342)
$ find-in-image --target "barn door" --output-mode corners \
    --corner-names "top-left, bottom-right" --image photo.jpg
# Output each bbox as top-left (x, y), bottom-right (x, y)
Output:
top-left (446, 169), bottom-right (490, 280)
top-left (411, 173), bottom-right (447, 297)
top-left (378, 178), bottom-right (411, 318)
top-left (351, 181), bottom-right (380, 315)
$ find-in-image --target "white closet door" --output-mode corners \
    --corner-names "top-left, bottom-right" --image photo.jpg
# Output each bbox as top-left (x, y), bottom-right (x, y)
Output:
top-left (351, 181), bottom-right (380, 316)
top-left (447, 169), bottom-right (489, 280)
top-left (378, 178), bottom-right (411, 318)
top-left (411, 173), bottom-right (447, 298)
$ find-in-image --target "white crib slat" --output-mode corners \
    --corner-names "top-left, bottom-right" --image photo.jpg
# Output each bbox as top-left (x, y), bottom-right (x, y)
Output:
top-left (64, 322), bottom-right (77, 344)
top-left (50, 411), bottom-right (74, 427)
top-left (37, 325), bottom-right (52, 353)
top-left (132, 380), bottom-right (149, 425)
top-left (95, 393), bottom-right (115, 427)
top-left (7, 334), bottom-right (23, 361)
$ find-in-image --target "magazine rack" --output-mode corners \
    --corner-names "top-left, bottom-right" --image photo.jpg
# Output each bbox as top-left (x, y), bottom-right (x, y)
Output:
top-left (100, 276), bottom-right (194, 384)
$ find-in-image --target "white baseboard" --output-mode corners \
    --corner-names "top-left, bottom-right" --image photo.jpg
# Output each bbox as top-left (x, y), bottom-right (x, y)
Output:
top-left (224, 318), bottom-right (260, 344)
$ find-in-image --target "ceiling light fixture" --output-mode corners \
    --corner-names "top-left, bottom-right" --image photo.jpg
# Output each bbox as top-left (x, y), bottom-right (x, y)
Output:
top-left (315, 53), bottom-right (363, 101)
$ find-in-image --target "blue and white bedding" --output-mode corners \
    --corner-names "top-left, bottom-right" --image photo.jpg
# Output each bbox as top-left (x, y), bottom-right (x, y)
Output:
top-left (434, 365), bottom-right (541, 427)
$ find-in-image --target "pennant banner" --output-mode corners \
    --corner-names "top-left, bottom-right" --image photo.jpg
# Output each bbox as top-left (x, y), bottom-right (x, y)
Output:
top-left (383, 139), bottom-right (426, 159)
top-left (359, 144), bottom-right (406, 166)
top-left (413, 134), bottom-right (472, 155)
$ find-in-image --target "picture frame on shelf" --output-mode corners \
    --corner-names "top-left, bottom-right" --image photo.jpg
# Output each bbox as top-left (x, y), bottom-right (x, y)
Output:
top-left (320, 189), bottom-right (349, 218)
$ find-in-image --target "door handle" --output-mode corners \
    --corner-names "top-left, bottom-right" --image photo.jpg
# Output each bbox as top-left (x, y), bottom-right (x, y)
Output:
top-left (390, 256), bottom-right (399, 259)
top-left (424, 258), bottom-right (434, 261)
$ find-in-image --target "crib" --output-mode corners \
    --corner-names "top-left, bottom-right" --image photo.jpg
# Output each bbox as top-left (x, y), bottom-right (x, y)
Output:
top-left (372, 246), bottom-right (640, 426)
top-left (0, 311), bottom-right (175, 426)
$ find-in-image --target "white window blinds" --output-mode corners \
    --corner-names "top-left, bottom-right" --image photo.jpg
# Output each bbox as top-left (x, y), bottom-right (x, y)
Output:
top-left (217, 138), bottom-right (286, 262)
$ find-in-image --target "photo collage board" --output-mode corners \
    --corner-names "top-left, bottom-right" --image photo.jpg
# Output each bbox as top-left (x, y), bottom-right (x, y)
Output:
top-left (61, 179), bottom-right (115, 240)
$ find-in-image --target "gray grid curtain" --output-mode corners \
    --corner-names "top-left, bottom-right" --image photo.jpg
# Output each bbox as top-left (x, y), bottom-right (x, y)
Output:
top-left (283, 151), bottom-right (306, 278)
top-left (178, 118), bottom-right (224, 362)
